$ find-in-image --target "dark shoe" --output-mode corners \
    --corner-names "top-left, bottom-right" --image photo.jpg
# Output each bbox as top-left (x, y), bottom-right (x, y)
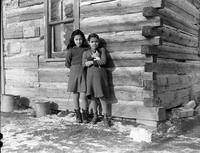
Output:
top-left (91, 113), bottom-right (98, 124)
top-left (102, 114), bottom-right (111, 127)
top-left (74, 109), bottom-right (82, 123)
top-left (81, 109), bottom-right (89, 124)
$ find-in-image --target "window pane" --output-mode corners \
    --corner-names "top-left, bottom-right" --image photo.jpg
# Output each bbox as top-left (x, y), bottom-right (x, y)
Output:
top-left (51, 0), bottom-right (62, 22)
top-left (50, 0), bottom-right (73, 22)
top-left (53, 23), bottom-right (73, 52)
top-left (63, 0), bottom-right (73, 19)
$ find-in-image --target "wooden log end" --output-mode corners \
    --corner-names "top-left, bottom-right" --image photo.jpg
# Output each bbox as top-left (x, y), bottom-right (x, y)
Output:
top-left (144, 97), bottom-right (162, 107)
top-left (143, 7), bottom-right (158, 18)
top-left (142, 26), bottom-right (154, 37)
top-left (141, 45), bottom-right (158, 55)
top-left (143, 80), bottom-right (157, 90)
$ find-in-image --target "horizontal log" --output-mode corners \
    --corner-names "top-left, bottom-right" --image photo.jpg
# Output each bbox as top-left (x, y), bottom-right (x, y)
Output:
top-left (157, 58), bottom-right (200, 64)
top-left (107, 52), bottom-right (152, 67)
top-left (112, 102), bottom-right (166, 121)
top-left (142, 26), bottom-right (198, 47)
top-left (156, 73), bottom-right (200, 86)
top-left (136, 119), bottom-right (160, 127)
top-left (110, 86), bottom-right (153, 101)
top-left (39, 66), bottom-right (145, 87)
top-left (4, 38), bottom-right (44, 55)
top-left (4, 26), bottom-right (23, 39)
top-left (23, 18), bottom-right (44, 36)
top-left (5, 69), bottom-right (38, 87)
top-left (192, 84), bottom-right (200, 99)
top-left (99, 31), bottom-right (160, 46)
top-left (38, 88), bottom-right (70, 98)
top-left (156, 81), bottom-right (198, 94)
top-left (164, 0), bottom-right (199, 25)
top-left (38, 82), bottom-right (153, 101)
top-left (19, 0), bottom-right (44, 7)
top-left (5, 86), bottom-right (39, 97)
top-left (39, 69), bottom-right (69, 82)
top-left (148, 73), bottom-right (200, 93)
top-left (5, 26), bottom-right (40, 39)
top-left (107, 43), bottom-right (142, 52)
top-left (38, 66), bottom-right (151, 88)
top-left (6, 4), bottom-right (44, 24)
top-left (39, 57), bottom-right (66, 68)
top-left (187, 0), bottom-right (200, 10)
top-left (20, 39), bottom-right (44, 54)
top-left (165, 0), bottom-right (199, 20)
top-left (142, 42), bottom-right (199, 55)
top-left (5, 80), bottom-right (37, 88)
top-left (145, 62), bottom-right (200, 74)
top-left (81, 13), bottom-right (161, 33)
top-left (5, 54), bottom-right (39, 69)
top-left (141, 45), bottom-right (200, 61)
top-left (80, 0), bottom-right (163, 18)
top-left (4, 41), bottom-right (21, 54)
top-left (40, 51), bottom-right (152, 68)
top-left (143, 7), bottom-right (198, 36)
top-left (144, 88), bottom-right (191, 109)
top-left (108, 67), bottom-right (152, 86)
top-left (23, 26), bottom-right (40, 38)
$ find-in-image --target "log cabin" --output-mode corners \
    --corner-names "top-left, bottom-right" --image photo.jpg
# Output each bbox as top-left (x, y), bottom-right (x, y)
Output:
top-left (1, 0), bottom-right (200, 127)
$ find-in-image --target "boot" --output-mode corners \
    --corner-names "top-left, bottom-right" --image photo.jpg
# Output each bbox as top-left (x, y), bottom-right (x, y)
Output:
top-left (81, 109), bottom-right (88, 124)
top-left (102, 114), bottom-right (111, 127)
top-left (74, 109), bottom-right (82, 123)
top-left (91, 113), bottom-right (98, 124)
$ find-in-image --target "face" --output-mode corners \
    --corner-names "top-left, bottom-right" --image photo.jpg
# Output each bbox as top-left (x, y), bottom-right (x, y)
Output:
top-left (74, 35), bottom-right (83, 47)
top-left (89, 37), bottom-right (99, 50)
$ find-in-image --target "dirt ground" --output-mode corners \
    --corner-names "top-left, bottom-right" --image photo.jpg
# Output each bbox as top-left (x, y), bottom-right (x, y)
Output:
top-left (1, 110), bottom-right (200, 153)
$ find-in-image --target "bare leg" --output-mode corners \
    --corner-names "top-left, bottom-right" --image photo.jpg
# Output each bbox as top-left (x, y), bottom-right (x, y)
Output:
top-left (73, 93), bottom-right (82, 123)
top-left (90, 97), bottom-right (97, 114)
top-left (99, 97), bottom-right (107, 115)
top-left (90, 97), bottom-right (98, 124)
top-left (80, 92), bottom-right (88, 123)
top-left (73, 92), bottom-right (80, 110)
top-left (99, 97), bottom-right (111, 127)
top-left (79, 92), bottom-right (88, 111)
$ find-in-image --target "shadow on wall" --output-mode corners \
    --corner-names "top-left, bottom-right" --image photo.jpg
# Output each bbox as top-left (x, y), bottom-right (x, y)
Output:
top-left (99, 38), bottom-right (118, 115)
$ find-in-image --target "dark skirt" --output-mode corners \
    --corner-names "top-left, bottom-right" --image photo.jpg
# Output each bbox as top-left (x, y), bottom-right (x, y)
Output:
top-left (67, 65), bottom-right (86, 93)
top-left (86, 66), bottom-right (109, 98)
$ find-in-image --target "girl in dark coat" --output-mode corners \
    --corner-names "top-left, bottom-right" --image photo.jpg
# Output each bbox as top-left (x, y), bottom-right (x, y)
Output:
top-left (82, 33), bottom-right (110, 126)
top-left (65, 29), bottom-right (89, 123)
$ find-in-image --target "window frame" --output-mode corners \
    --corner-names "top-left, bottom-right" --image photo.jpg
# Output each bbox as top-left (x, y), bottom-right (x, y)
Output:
top-left (44, 0), bottom-right (80, 59)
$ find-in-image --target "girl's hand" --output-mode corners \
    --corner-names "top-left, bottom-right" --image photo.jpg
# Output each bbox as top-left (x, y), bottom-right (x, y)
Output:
top-left (94, 57), bottom-right (100, 61)
top-left (85, 61), bottom-right (93, 67)
top-left (92, 51), bottom-right (100, 58)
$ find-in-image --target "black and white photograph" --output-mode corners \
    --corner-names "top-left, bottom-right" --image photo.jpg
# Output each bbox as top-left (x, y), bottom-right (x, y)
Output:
top-left (0, 0), bottom-right (200, 152)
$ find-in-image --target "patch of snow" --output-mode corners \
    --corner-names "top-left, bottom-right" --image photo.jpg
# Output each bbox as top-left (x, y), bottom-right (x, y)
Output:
top-left (129, 127), bottom-right (152, 143)
top-left (112, 122), bottom-right (133, 133)
top-left (113, 122), bottom-right (152, 143)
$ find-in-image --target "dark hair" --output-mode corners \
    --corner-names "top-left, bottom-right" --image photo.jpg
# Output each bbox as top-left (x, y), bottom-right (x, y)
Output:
top-left (67, 29), bottom-right (88, 49)
top-left (87, 33), bottom-right (100, 42)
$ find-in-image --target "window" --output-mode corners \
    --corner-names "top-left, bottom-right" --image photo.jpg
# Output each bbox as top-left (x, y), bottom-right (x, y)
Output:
top-left (45, 0), bottom-right (80, 58)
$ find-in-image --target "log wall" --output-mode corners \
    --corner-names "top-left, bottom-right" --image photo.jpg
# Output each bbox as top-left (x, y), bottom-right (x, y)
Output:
top-left (4, 0), bottom-right (200, 127)
top-left (142, 0), bottom-right (200, 111)
top-left (80, 0), bottom-right (166, 125)
top-left (2, 0), bottom-right (45, 107)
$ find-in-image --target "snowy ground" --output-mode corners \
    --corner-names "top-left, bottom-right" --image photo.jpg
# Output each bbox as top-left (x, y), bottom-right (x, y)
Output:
top-left (1, 109), bottom-right (200, 153)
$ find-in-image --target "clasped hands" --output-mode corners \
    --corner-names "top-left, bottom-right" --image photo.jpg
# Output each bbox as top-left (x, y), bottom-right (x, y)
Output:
top-left (85, 51), bottom-right (100, 67)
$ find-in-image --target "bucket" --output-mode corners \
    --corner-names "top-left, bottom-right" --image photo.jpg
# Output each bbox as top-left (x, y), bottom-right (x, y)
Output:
top-left (1, 94), bottom-right (15, 112)
top-left (35, 102), bottom-right (51, 117)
